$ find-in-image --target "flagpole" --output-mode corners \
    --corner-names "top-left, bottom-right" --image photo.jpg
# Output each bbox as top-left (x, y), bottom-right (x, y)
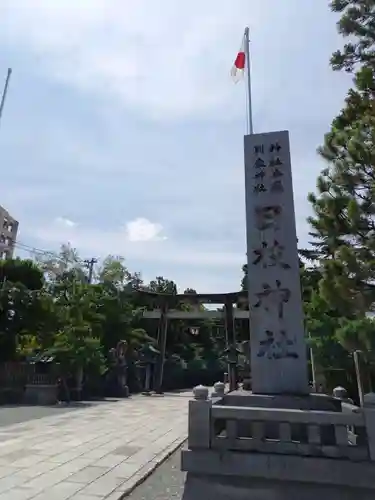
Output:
top-left (0, 68), bottom-right (12, 129)
top-left (244, 27), bottom-right (253, 135)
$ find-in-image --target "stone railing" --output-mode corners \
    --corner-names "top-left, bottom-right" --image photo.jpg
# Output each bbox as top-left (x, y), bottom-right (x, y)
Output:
top-left (188, 385), bottom-right (375, 463)
top-left (210, 406), bottom-right (367, 460)
top-left (27, 372), bottom-right (56, 386)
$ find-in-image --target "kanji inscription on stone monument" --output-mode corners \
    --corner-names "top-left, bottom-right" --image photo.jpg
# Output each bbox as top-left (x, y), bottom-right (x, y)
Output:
top-left (252, 240), bottom-right (290, 269)
top-left (257, 329), bottom-right (298, 360)
top-left (253, 280), bottom-right (291, 319)
top-left (255, 205), bottom-right (282, 231)
top-left (244, 130), bottom-right (308, 394)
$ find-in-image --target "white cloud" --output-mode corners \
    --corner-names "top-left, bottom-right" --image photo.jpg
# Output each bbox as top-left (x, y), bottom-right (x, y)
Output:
top-left (0, 0), bottom-right (261, 120)
top-left (29, 217), bottom-right (243, 269)
top-left (1, 0), bottom-right (352, 293)
top-left (125, 217), bottom-right (166, 242)
top-left (18, 216), bottom-right (244, 292)
top-left (55, 217), bottom-right (77, 228)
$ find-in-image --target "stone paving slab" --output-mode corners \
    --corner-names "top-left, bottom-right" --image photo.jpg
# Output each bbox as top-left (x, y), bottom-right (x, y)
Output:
top-left (0, 391), bottom-right (193, 500)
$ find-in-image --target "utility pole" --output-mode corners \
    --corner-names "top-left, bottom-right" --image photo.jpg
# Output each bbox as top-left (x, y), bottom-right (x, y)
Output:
top-left (0, 68), bottom-right (12, 128)
top-left (84, 258), bottom-right (97, 284)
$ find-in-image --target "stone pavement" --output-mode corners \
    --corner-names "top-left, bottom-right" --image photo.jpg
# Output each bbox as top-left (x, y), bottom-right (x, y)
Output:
top-left (0, 391), bottom-right (192, 500)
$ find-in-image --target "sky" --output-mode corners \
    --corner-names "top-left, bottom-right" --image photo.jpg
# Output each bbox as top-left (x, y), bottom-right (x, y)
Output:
top-left (0, 0), bottom-right (353, 293)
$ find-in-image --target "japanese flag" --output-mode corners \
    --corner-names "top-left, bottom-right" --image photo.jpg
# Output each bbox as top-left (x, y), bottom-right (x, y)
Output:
top-left (231, 34), bottom-right (246, 83)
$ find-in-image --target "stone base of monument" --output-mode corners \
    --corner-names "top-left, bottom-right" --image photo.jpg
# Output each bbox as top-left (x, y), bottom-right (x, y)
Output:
top-left (181, 386), bottom-right (375, 497)
top-left (224, 390), bottom-right (341, 411)
top-left (180, 465), bottom-right (374, 500)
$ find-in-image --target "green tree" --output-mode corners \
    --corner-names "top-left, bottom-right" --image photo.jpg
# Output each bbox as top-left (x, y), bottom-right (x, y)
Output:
top-left (43, 279), bottom-right (106, 397)
top-left (98, 255), bottom-right (129, 288)
top-left (50, 324), bottom-right (104, 373)
top-left (336, 316), bottom-right (375, 392)
top-left (125, 271), bottom-right (144, 291)
top-left (330, 0), bottom-right (375, 75)
top-left (329, 0), bottom-right (375, 125)
top-left (147, 276), bottom-right (177, 294)
top-left (0, 283), bottom-right (30, 360)
top-left (307, 1), bottom-right (375, 315)
top-left (300, 262), bottom-right (322, 303)
top-left (36, 243), bottom-right (87, 282)
top-left (94, 286), bottom-right (136, 354)
top-left (0, 244), bottom-right (236, 394)
top-left (240, 264), bottom-right (248, 291)
top-left (0, 257), bottom-right (59, 361)
top-left (336, 317), bottom-right (375, 359)
top-left (305, 293), bottom-right (350, 371)
top-left (27, 289), bottom-right (59, 351)
top-left (0, 258), bottom-right (44, 290)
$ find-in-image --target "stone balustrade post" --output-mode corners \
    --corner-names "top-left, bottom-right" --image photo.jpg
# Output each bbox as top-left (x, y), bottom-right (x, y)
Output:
top-left (363, 392), bottom-right (375, 460)
top-left (333, 385), bottom-right (354, 405)
top-left (211, 381), bottom-right (225, 399)
top-left (333, 386), bottom-right (348, 400)
top-left (188, 385), bottom-right (212, 450)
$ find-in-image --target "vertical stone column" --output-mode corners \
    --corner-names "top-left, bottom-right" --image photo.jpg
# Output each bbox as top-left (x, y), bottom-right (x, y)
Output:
top-left (244, 130), bottom-right (308, 395)
top-left (154, 301), bottom-right (169, 394)
top-left (188, 385), bottom-right (212, 450)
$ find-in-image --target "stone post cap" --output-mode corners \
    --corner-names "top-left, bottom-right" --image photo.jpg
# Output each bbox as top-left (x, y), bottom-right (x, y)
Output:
top-left (214, 381), bottom-right (225, 392)
top-left (333, 386), bottom-right (348, 399)
top-left (364, 392), bottom-right (375, 407)
top-left (212, 382), bottom-right (225, 398)
top-left (193, 385), bottom-right (209, 400)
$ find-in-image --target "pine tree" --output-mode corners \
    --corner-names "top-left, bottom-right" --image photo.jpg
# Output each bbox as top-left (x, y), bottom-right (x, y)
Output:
top-left (307, 0), bottom-right (375, 315)
top-left (330, 0), bottom-right (375, 127)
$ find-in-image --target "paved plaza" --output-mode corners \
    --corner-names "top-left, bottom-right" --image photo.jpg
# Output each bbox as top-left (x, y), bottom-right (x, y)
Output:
top-left (0, 391), bottom-right (191, 500)
top-left (0, 405), bottom-right (79, 428)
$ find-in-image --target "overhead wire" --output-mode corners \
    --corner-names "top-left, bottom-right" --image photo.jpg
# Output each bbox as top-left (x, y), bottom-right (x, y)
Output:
top-left (12, 240), bottom-right (88, 267)
top-left (0, 240), bottom-right (93, 296)
top-left (0, 240), bottom-right (97, 299)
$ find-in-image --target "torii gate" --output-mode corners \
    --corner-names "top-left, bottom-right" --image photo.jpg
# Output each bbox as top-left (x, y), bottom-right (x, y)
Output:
top-left (135, 290), bottom-right (249, 393)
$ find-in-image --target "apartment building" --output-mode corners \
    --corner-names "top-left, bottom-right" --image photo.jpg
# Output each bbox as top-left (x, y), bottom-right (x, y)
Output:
top-left (0, 205), bottom-right (18, 259)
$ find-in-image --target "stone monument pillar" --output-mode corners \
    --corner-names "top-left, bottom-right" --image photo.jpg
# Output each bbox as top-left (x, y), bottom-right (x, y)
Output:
top-left (181, 130), bottom-right (375, 499)
top-left (244, 130), bottom-right (309, 395)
